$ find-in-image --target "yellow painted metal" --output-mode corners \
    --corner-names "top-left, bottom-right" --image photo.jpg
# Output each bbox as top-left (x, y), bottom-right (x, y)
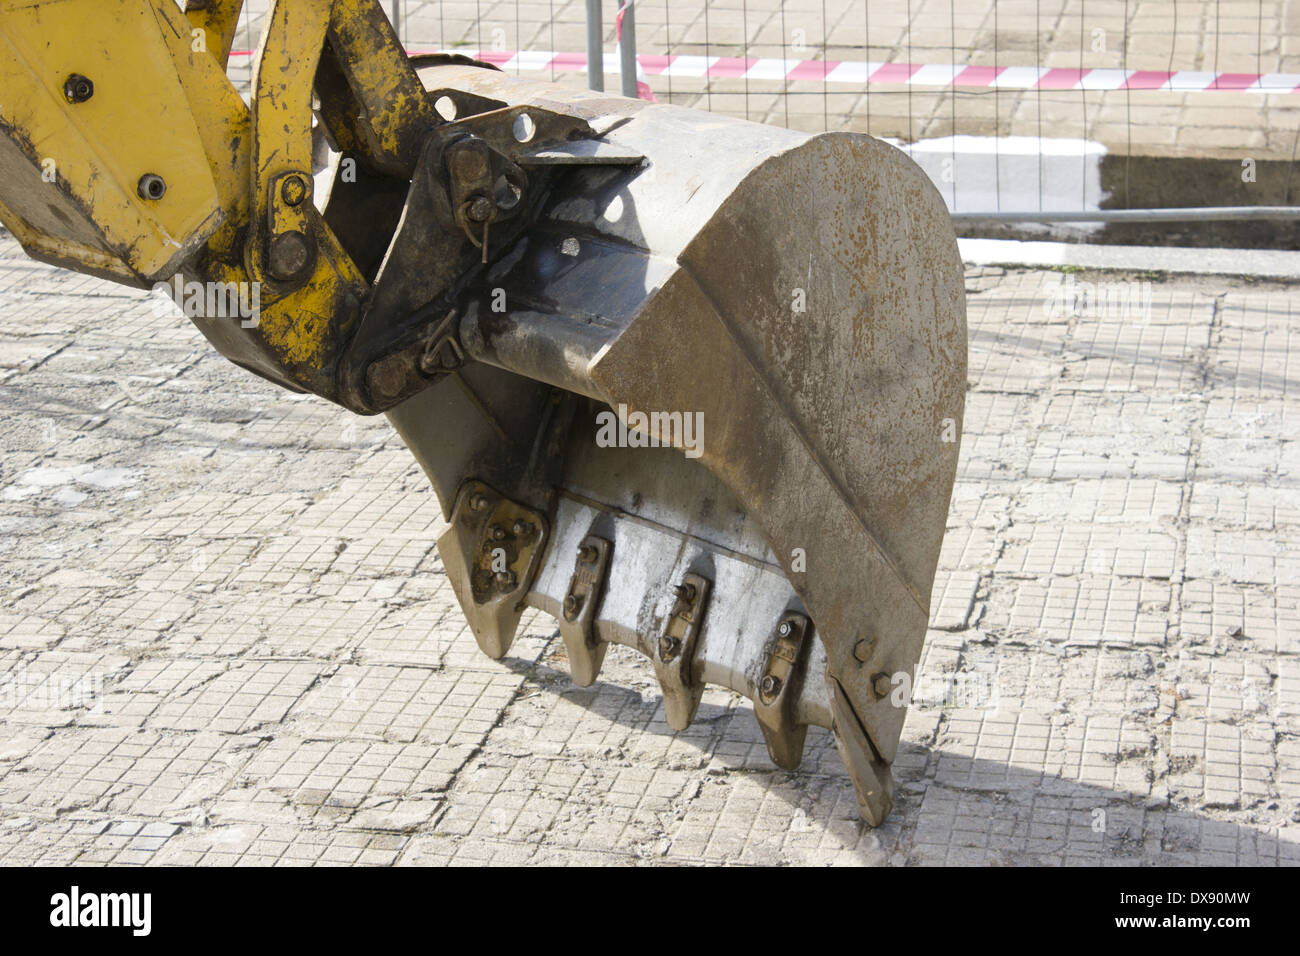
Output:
top-left (325, 0), bottom-right (438, 175)
top-left (0, 0), bottom-right (241, 282)
top-left (0, 0), bottom-right (370, 396)
top-left (242, 0), bottom-right (366, 380)
top-left (248, 0), bottom-right (329, 273)
top-left (182, 0), bottom-right (246, 69)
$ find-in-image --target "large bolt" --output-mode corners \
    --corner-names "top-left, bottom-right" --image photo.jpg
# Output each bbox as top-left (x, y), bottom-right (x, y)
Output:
top-left (778, 621), bottom-right (793, 638)
top-left (64, 73), bottom-right (94, 104)
top-left (493, 570), bottom-right (516, 588)
top-left (280, 174), bottom-right (309, 207)
top-left (659, 635), bottom-right (681, 660)
top-left (871, 672), bottom-right (893, 700)
top-left (760, 674), bottom-right (781, 698)
top-left (489, 524), bottom-right (506, 541)
top-left (451, 142), bottom-right (490, 181)
top-left (468, 493), bottom-right (489, 512)
top-left (465, 195), bottom-right (494, 223)
top-left (137, 174), bottom-right (167, 201)
top-left (853, 636), bottom-right (875, 664)
top-left (267, 230), bottom-right (312, 281)
top-left (674, 582), bottom-right (697, 604)
top-left (563, 594), bottom-right (582, 617)
top-left (365, 355), bottom-right (407, 407)
top-left (577, 544), bottom-right (598, 563)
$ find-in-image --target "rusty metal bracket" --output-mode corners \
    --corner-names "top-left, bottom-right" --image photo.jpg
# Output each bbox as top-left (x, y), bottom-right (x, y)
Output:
top-left (436, 480), bottom-right (548, 659)
top-left (654, 572), bottom-right (711, 730)
top-left (557, 535), bottom-right (612, 687)
top-left (754, 611), bottom-right (813, 770)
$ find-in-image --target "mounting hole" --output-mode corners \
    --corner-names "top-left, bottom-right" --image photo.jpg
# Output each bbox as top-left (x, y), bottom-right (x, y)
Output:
top-left (494, 175), bottom-right (522, 211)
top-left (434, 95), bottom-right (457, 121)
top-left (137, 174), bottom-right (167, 201)
top-left (512, 112), bottom-right (536, 143)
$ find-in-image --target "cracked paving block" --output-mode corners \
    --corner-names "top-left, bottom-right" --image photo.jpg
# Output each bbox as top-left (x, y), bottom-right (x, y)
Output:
top-left (1062, 320), bottom-right (1212, 392)
top-left (999, 523), bottom-right (1179, 579)
top-left (1169, 718), bottom-right (1275, 811)
top-left (1015, 477), bottom-right (1184, 524)
top-left (134, 661), bottom-right (324, 734)
top-left (1186, 527), bottom-right (1300, 587)
top-left (286, 663), bottom-right (525, 745)
top-left (1180, 579), bottom-right (1299, 656)
top-left (1189, 482), bottom-right (1300, 529)
top-left (983, 574), bottom-right (1171, 647)
top-left (1, 728), bottom-right (257, 819)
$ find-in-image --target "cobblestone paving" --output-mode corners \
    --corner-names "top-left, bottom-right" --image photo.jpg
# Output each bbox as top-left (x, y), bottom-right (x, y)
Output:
top-left (0, 234), bottom-right (1296, 865)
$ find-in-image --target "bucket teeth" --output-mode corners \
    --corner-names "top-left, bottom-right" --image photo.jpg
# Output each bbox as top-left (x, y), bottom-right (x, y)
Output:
top-left (556, 535), bottom-right (612, 686)
top-left (651, 572), bottom-right (710, 730)
top-left (437, 481), bottom-right (548, 660)
top-left (754, 611), bottom-right (813, 770)
top-left (828, 676), bottom-right (896, 826)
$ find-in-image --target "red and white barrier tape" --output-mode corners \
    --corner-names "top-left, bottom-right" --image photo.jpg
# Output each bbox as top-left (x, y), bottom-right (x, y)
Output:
top-left (227, 49), bottom-right (1300, 94)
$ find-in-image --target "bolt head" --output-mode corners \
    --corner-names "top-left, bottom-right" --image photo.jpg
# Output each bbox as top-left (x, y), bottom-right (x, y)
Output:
top-left (778, 621), bottom-right (793, 637)
top-left (267, 230), bottom-right (312, 281)
top-left (872, 672), bottom-right (893, 700)
top-left (466, 195), bottom-right (494, 223)
top-left (512, 520), bottom-right (531, 537)
top-left (659, 636), bottom-right (681, 660)
top-left (674, 583), bottom-right (697, 604)
top-left (577, 545), bottom-right (598, 563)
top-left (64, 74), bottom-right (94, 103)
top-left (489, 524), bottom-right (506, 541)
top-left (760, 674), bottom-right (781, 698)
top-left (854, 638), bottom-right (874, 664)
top-left (468, 493), bottom-right (489, 512)
top-left (137, 174), bottom-right (167, 202)
top-left (493, 570), bottom-right (516, 588)
top-left (280, 174), bottom-right (309, 207)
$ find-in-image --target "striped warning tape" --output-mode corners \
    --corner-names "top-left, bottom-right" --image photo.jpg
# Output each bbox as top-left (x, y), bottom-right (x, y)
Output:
top-left (227, 49), bottom-right (1300, 93)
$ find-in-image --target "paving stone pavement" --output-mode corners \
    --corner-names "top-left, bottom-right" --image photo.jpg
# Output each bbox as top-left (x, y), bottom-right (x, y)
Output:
top-left (0, 232), bottom-right (1297, 865)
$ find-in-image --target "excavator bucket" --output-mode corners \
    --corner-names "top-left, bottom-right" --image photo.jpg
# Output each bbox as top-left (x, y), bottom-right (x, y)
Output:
top-left (385, 63), bottom-right (968, 824)
top-left (0, 1), bottom-right (964, 826)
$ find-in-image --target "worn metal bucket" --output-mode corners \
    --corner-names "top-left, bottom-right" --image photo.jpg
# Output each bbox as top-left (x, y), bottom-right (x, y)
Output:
top-left (385, 64), bottom-right (967, 824)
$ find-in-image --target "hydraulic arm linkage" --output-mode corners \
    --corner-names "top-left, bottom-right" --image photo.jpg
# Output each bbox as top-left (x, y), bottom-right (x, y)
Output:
top-left (0, 0), bottom-right (966, 824)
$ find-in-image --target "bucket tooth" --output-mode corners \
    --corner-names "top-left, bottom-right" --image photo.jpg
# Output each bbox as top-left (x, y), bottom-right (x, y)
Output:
top-left (652, 572), bottom-right (711, 730)
top-left (828, 676), bottom-right (896, 826)
top-left (556, 535), bottom-right (612, 686)
top-left (436, 480), bottom-right (548, 659)
top-left (754, 611), bottom-right (813, 770)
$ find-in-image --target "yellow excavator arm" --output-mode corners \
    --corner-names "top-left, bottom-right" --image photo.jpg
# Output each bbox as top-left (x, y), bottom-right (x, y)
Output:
top-left (0, 0), bottom-right (966, 825)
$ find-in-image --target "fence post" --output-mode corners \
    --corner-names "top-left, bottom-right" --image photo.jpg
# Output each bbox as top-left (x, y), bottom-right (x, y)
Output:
top-left (585, 0), bottom-right (604, 91)
top-left (619, 1), bottom-right (637, 99)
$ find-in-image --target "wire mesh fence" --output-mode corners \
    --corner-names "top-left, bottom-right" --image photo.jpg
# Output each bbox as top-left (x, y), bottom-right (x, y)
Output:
top-left (223, 1), bottom-right (1300, 239)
